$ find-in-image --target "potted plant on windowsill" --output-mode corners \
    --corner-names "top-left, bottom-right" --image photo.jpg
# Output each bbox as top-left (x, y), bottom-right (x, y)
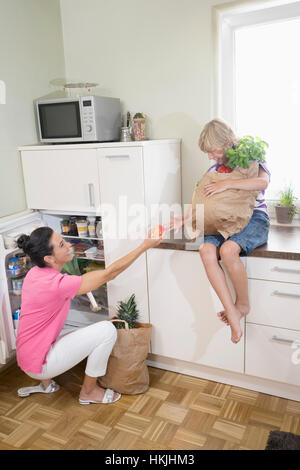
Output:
top-left (275, 186), bottom-right (298, 224)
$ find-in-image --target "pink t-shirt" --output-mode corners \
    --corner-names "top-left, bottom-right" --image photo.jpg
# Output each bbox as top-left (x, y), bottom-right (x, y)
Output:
top-left (16, 266), bottom-right (82, 374)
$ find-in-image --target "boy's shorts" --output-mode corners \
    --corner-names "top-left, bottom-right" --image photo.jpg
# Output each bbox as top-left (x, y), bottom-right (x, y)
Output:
top-left (203, 210), bottom-right (270, 256)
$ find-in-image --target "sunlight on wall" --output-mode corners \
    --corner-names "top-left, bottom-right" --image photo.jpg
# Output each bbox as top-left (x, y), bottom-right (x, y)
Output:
top-left (235, 17), bottom-right (300, 200)
top-left (0, 80), bottom-right (5, 104)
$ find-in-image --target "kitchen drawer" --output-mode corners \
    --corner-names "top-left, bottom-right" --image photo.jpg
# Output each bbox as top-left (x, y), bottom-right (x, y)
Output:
top-left (247, 279), bottom-right (300, 330)
top-left (245, 323), bottom-right (300, 386)
top-left (247, 257), bottom-right (300, 284)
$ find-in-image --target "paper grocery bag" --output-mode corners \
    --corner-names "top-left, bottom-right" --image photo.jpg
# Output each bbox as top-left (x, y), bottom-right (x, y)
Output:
top-left (186, 161), bottom-right (260, 240)
top-left (98, 320), bottom-right (152, 395)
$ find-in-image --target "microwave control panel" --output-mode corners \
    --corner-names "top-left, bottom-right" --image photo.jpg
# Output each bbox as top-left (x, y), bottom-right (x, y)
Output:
top-left (81, 98), bottom-right (97, 140)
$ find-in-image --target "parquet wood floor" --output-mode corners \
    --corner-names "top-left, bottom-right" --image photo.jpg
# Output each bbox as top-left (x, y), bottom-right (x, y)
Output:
top-left (1, 360), bottom-right (300, 450)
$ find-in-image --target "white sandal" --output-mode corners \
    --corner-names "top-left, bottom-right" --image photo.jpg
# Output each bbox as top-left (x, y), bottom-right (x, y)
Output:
top-left (79, 388), bottom-right (121, 405)
top-left (17, 380), bottom-right (60, 397)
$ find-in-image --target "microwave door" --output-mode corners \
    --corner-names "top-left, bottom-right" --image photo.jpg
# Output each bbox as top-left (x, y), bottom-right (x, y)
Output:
top-left (38, 101), bottom-right (83, 143)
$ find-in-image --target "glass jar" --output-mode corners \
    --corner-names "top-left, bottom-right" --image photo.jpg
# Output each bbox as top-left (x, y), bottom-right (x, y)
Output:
top-left (60, 219), bottom-right (70, 235)
top-left (69, 217), bottom-right (78, 236)
top-left (133, 117), bottom-right (146, 141)
top-left (95, 217), bottom-right (103, 238)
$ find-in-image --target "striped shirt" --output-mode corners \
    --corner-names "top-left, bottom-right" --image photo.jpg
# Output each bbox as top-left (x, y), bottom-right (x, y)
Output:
top-left (206, 160), bottom-right (271, 216)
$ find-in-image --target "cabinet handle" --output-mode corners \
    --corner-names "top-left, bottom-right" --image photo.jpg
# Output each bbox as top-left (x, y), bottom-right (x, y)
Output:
top-left (272, 335), bottom-right (300, 345)
top-left (272, 266), bottom-right (300, 274)
top-left (105, 154), bottom-right (130, 159)
top-left (272, 290), bottom-right (300, 299)
top-left (88, 183), bottom-right (95, 207)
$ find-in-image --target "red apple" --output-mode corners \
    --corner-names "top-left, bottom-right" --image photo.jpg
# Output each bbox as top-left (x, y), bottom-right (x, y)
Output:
top-left (151, 225), bottom-right (164, 238)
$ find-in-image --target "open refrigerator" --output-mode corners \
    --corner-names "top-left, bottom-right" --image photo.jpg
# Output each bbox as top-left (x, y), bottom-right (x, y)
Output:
top-left (0, 209), bottom-right (109, 368)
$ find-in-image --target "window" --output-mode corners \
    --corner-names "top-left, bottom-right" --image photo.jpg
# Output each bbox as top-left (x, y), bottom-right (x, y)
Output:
top-left (216, 1), bottom-right (300, 201)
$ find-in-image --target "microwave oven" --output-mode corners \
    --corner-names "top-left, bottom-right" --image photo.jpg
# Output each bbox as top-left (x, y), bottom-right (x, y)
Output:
top-left (36, 95), bottom-right (121, 143)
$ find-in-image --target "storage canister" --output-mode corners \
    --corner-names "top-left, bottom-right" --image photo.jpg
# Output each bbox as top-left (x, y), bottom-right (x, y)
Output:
top-left (76, 218), bottom-right (88, 238)
top-left (87, 217), bottom-right (96, 237)
top-left (120, 127), bottom-right (132, 142)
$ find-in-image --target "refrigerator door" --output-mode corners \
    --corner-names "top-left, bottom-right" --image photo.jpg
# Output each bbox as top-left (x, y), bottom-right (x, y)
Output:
top-left (0, 288), bottom-right (9, 363)
top-left (0, 210), bottom-right (44, 364)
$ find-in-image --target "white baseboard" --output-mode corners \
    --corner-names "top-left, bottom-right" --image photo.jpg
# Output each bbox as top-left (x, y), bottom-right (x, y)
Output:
top-left (147, 353), bottom-right (300, 402)
top-left (0, 356), bottom-right (16, 374)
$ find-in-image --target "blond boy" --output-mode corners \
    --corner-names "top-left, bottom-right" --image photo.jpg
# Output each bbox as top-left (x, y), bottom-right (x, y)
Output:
top-left (170, 118), bottom-right (270, 343)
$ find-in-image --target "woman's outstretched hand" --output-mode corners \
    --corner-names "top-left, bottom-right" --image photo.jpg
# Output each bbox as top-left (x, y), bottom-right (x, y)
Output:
top-left (141, 226), bottom-right (167, 250)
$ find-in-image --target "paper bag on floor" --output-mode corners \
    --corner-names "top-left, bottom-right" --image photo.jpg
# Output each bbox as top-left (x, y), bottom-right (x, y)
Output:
top-left (185, 161), bottom-right (260, 240)
top-left (98, 320), bottom-right (152, 395)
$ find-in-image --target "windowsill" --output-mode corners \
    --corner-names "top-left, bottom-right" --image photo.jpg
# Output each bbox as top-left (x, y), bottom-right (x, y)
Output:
top-left (270, 217), bottom-right (300, 228)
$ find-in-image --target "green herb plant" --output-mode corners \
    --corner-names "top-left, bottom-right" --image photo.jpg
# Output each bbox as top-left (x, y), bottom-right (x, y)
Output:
top-left (278, 186), bottom-right (298, 218)
top-left (133, 113), bottom-right (146, 120)
top-left (114, 294), bottom-right (139, 329)
top-left (225, 136), bottom-right (269, 169)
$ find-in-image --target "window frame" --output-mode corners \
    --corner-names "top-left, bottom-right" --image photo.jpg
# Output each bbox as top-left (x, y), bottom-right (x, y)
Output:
top-left (212, 0), bottom-right (300, 217)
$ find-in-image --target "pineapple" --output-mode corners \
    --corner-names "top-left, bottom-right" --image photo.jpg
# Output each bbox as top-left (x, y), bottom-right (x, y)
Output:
top-left (115, 294), bottom-right (139, 329)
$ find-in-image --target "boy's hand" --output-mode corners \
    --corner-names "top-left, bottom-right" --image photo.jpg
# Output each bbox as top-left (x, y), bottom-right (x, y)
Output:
top-left (164, 215), bottom-right (184, 234)
top-left (203, 180), bottom-right (230, 197)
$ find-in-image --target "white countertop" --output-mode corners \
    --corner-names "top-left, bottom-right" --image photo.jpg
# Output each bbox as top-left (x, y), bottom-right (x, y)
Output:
top-left (18, 139), bottom-right (181, 151)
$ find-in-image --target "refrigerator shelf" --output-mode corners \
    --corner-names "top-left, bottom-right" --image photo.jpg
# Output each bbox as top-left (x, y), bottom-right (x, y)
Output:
top-left (75, 255), bottom-right (105, 262)
top-left (8, 290), bottom-right (22, 296)
top-left (6, 269), bottom-right (28, 279)
top-left (4, 247), bottom-right (22, 257)
top-left (62, 235), bottom-right (103, 242)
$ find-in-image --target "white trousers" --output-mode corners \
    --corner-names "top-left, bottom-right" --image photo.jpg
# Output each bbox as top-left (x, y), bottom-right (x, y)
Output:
top-left (25, 321), bottom-right (117, 381)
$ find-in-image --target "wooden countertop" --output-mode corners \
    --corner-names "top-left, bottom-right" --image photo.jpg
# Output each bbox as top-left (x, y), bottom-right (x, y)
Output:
top-left (156, 224), bottom-right (300, 261)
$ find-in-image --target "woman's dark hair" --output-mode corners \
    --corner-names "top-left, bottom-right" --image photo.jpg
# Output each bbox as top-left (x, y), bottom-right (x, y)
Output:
top-left (17, 227), bottom-right (54, 268)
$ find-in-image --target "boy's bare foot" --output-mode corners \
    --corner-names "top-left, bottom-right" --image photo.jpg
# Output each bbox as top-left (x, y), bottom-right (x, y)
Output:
top-left (217, 301), bottom-right (250, 325)
top-left (217, 310), bottom-right (230, 325)
top-left (225, 306), bottom-right (243, 343)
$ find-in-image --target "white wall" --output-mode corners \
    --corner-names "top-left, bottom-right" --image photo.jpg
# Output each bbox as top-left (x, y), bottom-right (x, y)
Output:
top-left (60, 0), bottom-right (232, 204)
top-left (0, 0), bottom-right (65, 218)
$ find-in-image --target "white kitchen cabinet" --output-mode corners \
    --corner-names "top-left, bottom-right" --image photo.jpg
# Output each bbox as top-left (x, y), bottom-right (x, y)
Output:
top-left (246, 256), bottom-right (300, 386)
top-left (247, 278), bottom-right (300, 330)
top-left (147, 248), bottom-right (245, 373)
top-left (19, 140), bottom-right (181, 323)
top-left (245, 323), bottom-right (300, 386)
top-left (247, 257), bottom-right (300, 283)
top-left (20, 148), bottom-right (100, 213)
